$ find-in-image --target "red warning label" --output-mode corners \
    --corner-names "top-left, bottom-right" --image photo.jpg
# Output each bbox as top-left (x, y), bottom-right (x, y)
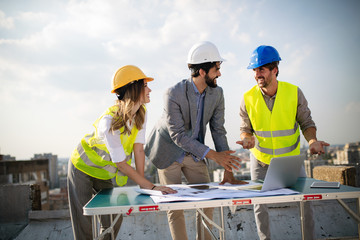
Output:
top-left (303, 195), bottom-right (322, 200)
top-left (232, 199), bottom-right (252, 205)
top-left (139, 205), bottom-right (160, 212)
top-left (126, 207), bottom-right (134, 216)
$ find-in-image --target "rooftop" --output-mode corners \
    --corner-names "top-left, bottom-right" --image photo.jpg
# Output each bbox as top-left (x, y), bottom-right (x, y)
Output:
top-left (2, 196), bottom-right (359, 240)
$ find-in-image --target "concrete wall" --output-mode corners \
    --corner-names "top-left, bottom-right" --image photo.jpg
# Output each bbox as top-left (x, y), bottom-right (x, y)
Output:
top-left (9, 197), bottom-right (359, 240)
top-left (12, 198), bottom-right (359, 240)
top-left (0, 184), bottom-right (31, 223)
top-left (313, 165), bottom-right (358, 187)
top-left (115, 199), bottom-right (359, 240)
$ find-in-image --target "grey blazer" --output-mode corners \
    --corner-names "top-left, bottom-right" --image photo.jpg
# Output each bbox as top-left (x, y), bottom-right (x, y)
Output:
top-left (145, 78), bottom-right (229, 169)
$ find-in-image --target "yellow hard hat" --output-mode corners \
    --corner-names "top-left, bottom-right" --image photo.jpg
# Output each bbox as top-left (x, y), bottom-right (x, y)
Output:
top-left (111, 65), bottom-right (154, 93)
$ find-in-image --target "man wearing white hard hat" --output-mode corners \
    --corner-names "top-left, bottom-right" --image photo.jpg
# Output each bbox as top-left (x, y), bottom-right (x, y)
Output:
top-left (145, 41), bottom-right (246, 240)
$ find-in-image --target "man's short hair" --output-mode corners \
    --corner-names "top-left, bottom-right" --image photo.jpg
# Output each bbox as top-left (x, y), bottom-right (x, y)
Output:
top-left (262, 61), bottom-right (280, 77)
top-left (188, 62), bottom-right (218, 78)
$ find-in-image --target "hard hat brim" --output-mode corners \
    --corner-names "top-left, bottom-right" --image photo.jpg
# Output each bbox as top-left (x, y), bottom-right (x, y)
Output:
top-left (187, 57), bottom-right (226, 65)
top-left (186, 41), bottom-right (225, 64)
top-left (144, 77), bottom-right (154, 82)
top-left (111, 65), bottom-right (154, 93)
top-left (247, 45), bottom-right (281, 69)
top-left (111, 77), bottom-right (154, 93)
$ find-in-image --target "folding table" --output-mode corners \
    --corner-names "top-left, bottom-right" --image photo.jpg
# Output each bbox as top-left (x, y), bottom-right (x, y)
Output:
top-left (83, 178), bottom-right (360, 240)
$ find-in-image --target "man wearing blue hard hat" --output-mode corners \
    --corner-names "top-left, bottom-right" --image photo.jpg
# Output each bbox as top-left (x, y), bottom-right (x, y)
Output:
top-left (237, 45), bottom-right (329, 240)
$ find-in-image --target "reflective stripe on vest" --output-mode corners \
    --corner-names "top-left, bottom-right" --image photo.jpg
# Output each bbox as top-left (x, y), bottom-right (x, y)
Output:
top-left (83, 132), bottom-right (112, 162)
top-left (244, 81), bottom-right (300, 165)
top-left (254, 134), bottom-right (300, 155)
top-left (254, 122), bottom-right (299, 138)
top-left (71, 105), bottom-right (141, 186)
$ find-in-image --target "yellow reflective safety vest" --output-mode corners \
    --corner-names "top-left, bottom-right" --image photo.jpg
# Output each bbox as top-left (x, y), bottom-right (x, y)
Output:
top-left (70, 105), bottom-right (140, 186)
top-left (244, 81), bottom-right (300, 165)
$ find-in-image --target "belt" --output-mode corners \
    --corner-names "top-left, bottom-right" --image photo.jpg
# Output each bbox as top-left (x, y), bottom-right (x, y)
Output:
top-left (257, 160), bottom-right (268, 168)
top-left (185, 152), bottom-right (202, 162)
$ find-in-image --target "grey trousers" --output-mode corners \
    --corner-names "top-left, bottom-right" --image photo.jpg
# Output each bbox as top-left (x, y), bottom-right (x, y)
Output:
top-left (250, 154), bottom-right (315, 240)
top-left (67, 159), bottom-right (123, 240)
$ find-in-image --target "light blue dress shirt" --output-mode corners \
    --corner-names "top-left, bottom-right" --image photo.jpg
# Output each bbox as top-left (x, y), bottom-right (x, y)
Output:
top-left (176, 79), bottom-right (210, 163)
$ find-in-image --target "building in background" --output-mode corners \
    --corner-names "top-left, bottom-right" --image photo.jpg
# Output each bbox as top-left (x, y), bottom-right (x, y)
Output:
top-left (335, 142), bottom-right (360, 165)
top-left (32, 153), bottom-right (59, 189)
top-left (0, 154), bottom-right (16, 161)
top-left (213, 149), bottom-right (251, 182)
top-left (0, 155), bottom-right (50, 210)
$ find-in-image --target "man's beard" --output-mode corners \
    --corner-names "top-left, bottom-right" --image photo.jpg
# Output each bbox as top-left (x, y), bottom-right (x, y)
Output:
top-left (256, 77), bottom-right (267, 88)
top-left (205, 74), bottom-right (217, 88)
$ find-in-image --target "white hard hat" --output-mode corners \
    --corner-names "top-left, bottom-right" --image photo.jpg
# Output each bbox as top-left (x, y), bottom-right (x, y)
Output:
top-left (187, 41), bottom-right (225, 64)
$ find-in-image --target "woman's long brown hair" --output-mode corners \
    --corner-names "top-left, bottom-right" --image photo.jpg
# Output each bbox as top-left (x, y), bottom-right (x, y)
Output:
top-left (111, 79), bottom-right (145, 135)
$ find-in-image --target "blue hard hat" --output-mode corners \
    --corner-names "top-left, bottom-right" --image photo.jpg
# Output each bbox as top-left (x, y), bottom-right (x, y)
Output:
top-left (247, 45), bottom-right (281, 69)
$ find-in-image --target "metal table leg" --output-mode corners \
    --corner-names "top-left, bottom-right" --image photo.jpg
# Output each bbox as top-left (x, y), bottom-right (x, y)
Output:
top-left (91, 214), bottom-right (122, 240)
top-left (92, 215), bottom-right (98, 239)
top-left (299, 201), bottom-right (305, 240)
top-left (197, 208), bottom-right (226, 240)
top-left (220, 206), bottom-right (225, 240)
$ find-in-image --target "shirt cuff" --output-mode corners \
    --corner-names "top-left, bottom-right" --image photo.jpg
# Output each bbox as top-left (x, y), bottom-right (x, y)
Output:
top-left (201, 148), bottom-right (210, 160)
top-left (108, 147), bottom-right (127, 163)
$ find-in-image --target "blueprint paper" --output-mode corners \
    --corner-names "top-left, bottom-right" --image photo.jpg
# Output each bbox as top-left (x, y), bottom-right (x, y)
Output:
top-left (136, 183), bottom-right (299, 203)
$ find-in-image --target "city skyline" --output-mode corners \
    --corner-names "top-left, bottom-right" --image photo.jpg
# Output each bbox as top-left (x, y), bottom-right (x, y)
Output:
top-left (0, 0), bottom-right (359, 160)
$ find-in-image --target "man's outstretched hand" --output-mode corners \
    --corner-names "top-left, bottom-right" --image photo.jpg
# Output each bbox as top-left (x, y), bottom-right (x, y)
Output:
top-left (206, 150), bottom-right (242, 172)
top-left (219, 170), bottom-right (248, 185)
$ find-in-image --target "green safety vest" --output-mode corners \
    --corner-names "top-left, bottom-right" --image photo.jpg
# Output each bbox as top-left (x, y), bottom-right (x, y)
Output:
top-left (70, 105), bottom-right (139, 186)
top-left (244, 81), bottom-right (300, 165)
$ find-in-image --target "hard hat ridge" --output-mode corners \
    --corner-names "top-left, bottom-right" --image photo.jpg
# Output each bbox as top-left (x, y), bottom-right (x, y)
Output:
top-left (187, 41), bottom-right (225, 64)
top-left (111, 65), bottom-right (153, 93)
top-left (247, 45), bottom-right (281, 69)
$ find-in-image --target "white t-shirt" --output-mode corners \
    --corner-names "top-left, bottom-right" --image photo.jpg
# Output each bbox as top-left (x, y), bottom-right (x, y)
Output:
top-left (97, 112), bottom-right (147, 163)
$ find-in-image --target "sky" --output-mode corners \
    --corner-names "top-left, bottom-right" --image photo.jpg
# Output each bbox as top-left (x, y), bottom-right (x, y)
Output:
top-left (0, 0), bottom-right (359, 160)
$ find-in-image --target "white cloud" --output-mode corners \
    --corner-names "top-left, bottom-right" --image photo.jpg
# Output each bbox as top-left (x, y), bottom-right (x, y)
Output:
top-left (0, 56), bottom-right (50, 86)
top-left (230, 24), bottom-right (251, 44)
top-left (0, 10), bottom-right (14, 29)
top-left (17, 11), bottom-right (54, 23)
top-left (64, 0), bottom-right (122, 38)
top-left (257, 31), bottom-right (265, 38)
top-left (345, 101), bottom-right (360, 113)
top-left (159, 5), bottom-right (218, 46)
top-left (222, 52), bottom-right (237, 66)
top-left (1, 0), bottom-right (359, 158)
top-left (282, 45), bottom-right (313, 77)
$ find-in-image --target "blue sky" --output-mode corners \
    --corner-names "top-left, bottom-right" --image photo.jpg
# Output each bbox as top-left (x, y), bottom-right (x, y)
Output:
top-left (0, 0), bottom-right (359, 160)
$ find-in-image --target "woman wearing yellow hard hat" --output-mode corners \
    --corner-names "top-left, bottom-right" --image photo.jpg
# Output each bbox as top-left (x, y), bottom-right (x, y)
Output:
top-left (67, 65), bottom-right (177, 240)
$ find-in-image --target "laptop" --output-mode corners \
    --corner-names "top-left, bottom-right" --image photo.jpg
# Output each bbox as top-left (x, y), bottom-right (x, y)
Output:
top-left (259, 154), bottom-right (305, 192)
